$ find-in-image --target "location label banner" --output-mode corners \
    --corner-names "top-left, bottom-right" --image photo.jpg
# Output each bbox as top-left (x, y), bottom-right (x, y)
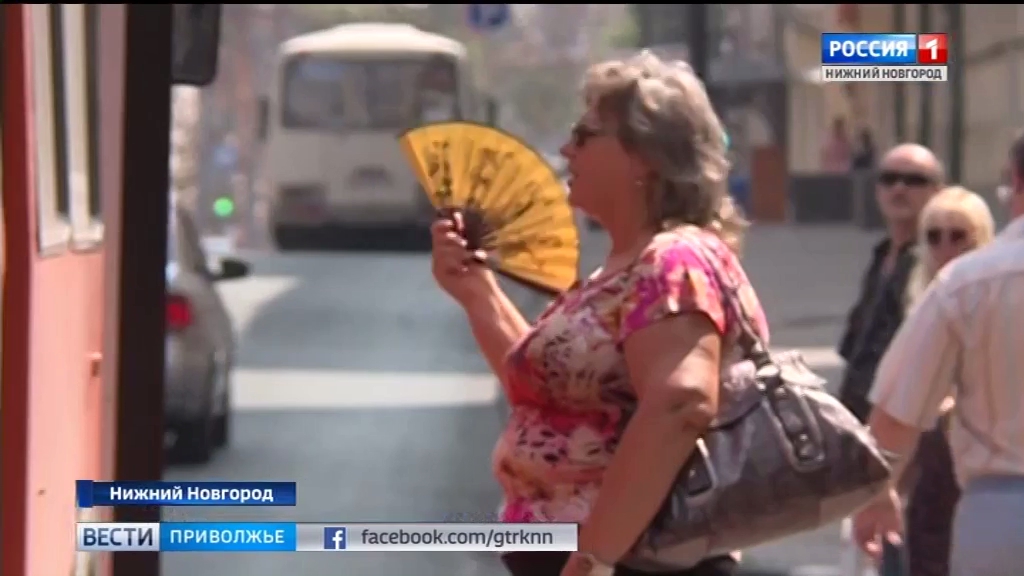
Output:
top-left (76, 481), bottom-right (297, 507)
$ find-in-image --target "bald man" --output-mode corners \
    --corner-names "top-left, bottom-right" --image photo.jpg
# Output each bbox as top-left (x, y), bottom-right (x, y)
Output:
top-left (874, 144), bottom-right (944, 244)
top-left (839, 143), bottom-right (943, 419)
top-left (837, 143), bottom-right (943, 575)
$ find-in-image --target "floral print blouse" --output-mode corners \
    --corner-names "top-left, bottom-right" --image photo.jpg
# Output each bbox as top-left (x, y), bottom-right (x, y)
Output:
top-left (494, 226), bottom-right (770, 523)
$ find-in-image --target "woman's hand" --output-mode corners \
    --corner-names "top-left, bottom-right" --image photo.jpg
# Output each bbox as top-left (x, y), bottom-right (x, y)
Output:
top-left (431, 212), bottom-right (498, 308)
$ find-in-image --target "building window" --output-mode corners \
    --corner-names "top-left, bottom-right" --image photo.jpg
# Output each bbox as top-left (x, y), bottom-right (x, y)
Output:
top-left (85, 5), bottom-right (101, 222)
top-left (63, 4), bottom-right (102, 247)
top-left (32, 4), bottom-right (102, 254)
top-left (59, 5), bottom-right (104, 247)
top-left (31, 4), bottom-right (72, 254)
top-left (49, 5), bottom-right (71, 217)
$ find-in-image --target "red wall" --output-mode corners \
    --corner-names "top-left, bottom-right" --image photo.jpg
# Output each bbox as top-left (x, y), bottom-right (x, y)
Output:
top-left (2, 5), bottom-right (122, 576)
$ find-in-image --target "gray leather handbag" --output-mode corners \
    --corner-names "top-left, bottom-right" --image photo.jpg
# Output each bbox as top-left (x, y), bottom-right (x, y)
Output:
top-left (624, 248), bottom-right (893, 572)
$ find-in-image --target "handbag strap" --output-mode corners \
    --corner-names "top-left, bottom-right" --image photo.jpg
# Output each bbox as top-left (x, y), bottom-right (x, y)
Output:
top-left (689, 237), bottom-right (773, 369)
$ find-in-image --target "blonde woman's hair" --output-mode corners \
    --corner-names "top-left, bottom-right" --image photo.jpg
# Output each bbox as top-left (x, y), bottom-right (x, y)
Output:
top-left (905, 185), bottom-right (996, 308)
top-left (581, 51), bottom-right (746, 253)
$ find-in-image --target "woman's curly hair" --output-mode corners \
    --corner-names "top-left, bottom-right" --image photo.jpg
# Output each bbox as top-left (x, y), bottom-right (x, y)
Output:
top-left (582, 51), bottom-right (747, 253)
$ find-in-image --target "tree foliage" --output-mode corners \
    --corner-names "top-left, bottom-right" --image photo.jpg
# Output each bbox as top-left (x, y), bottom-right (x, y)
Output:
top-left (606, 9), bottom-right (641, 49)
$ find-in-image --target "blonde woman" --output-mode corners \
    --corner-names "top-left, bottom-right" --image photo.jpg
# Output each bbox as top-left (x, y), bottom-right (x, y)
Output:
top-left (430, 51), bottom-right (764, 576)
top-left (904, 186), bottom-right (996, 309)
top-left (903, 186), bottom-right (995, 576)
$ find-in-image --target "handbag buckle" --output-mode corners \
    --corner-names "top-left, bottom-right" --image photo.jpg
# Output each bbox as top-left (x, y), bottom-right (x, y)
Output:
top-left (683, 438), bottom-right (718, 502)
top-left (766, 378), bottom-right (826, 469)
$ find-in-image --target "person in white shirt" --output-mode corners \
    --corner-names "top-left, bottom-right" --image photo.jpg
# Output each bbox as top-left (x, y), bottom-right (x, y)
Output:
top-left (854, 130), bottom-right (1024, 576)
top-left (900, 186), bottom-right (996, 576)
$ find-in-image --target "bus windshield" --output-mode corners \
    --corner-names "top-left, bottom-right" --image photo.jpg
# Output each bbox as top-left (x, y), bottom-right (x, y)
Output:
top-left (281, 54), bottom-right (460, 131)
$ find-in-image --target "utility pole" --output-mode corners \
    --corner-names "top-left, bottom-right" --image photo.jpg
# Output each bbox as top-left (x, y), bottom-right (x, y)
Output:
top-left (687, 4), bottom-right (710, 83)
top-left (918, 5), bottom-right (933, 146)
top-left (948, 4), bottom-right (965, 182)
top-left (634, 4), bottom-right (653, 47)
top-left (633, 4), bottom-right (708, 86)
top-left (893, 6), bottom-right (907, 142)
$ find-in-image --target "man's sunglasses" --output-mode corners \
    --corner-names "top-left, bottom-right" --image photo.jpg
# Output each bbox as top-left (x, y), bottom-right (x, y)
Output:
top-left (878, 170), bottom-right (933, 187)
top-left (925, 227), bottom-right (968, 246)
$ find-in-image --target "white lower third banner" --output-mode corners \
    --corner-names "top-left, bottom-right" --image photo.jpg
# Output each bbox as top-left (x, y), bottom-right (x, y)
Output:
top-left (76, 522), bottom-right (579, 552)
top-left (821, 64), bottom-right (948, 83)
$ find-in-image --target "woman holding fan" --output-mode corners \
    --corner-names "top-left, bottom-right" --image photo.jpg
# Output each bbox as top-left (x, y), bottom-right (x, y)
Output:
top-left (430, 51), bottom-right (766, 576)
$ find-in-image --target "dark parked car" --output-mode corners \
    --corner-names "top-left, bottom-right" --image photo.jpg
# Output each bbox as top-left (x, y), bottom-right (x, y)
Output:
top-left (165, 205), bottom-right (250, 463)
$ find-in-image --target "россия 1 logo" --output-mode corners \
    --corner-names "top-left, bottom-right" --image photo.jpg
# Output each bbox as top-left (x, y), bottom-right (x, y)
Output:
top-left (821, 33), bottom-right (948, 66)
top-left (917, 33), bottom-right (948, 65)
top-left (820, 32), bottom-right (948, 83)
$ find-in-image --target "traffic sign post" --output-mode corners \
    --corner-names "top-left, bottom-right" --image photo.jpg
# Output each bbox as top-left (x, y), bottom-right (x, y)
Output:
top-left (214, 143), bottom-right (238, 170)
top-left (465, 4), bottom-right (510, 94)
top-left (467, 4), bottom-right (510, 33)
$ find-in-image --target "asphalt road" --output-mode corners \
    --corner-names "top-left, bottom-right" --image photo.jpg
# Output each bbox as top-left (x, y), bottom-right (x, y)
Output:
top-left (162, 223), bottom-right (884, 576)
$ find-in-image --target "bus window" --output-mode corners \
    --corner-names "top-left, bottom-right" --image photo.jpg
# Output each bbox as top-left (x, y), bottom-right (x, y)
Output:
top-left (281, 56), bottom-right (351, 130)
top-left (280, 55), bottom-right (462, 132)
top-left (364, 61), bottom-right (421, 129)
top-left (416, 56), bottom-right (459, 123)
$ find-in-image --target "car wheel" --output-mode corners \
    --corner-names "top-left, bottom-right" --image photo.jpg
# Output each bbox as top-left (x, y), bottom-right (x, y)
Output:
top-left (173, 362), bottom-right (218, 463)
top-left (213, 383), bottom-right (230, 448)
top-left (174, 417), bottom-right (214, 464)
top-left (212, 411), bottom-right (229, 447)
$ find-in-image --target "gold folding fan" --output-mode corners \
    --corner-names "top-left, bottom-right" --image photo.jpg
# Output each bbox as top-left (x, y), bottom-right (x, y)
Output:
top-left (399, 122), bottom-right (580, 295)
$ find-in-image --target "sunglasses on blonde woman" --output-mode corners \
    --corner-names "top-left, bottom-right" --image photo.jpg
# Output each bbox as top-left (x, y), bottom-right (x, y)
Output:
top-left (925, 227), bottom-right (968, 246)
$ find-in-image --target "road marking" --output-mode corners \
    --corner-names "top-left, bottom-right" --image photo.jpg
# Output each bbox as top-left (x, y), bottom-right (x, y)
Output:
top-left (216, 276), bottom-right (299, 332)
top-left (789, 566), bottom-right (846, 576)
top-left (772, 346), bottom-right (844, 370)
top-left (231, 369), bottom-right (500, 411)
top-left (231, 348), bottom-right (841, 411)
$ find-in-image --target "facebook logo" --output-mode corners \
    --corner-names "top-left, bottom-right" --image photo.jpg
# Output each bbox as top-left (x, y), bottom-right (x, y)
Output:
top-left (323, 527), bottom-right (347, 550)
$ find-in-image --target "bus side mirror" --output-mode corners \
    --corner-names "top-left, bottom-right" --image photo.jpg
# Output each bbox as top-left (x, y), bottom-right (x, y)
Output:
top-left (257, 97), bottom-right (269, 141)
top-left (485, 97), bottom-right (500, 127)
top-left (172, 4), bottom-right (222, 87)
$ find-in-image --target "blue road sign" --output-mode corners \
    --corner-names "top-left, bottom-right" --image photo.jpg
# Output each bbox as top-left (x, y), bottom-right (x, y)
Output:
top-left (214, 144), bottom-right (238, 169)
top-left (467, 4), bottom-right (510, 32)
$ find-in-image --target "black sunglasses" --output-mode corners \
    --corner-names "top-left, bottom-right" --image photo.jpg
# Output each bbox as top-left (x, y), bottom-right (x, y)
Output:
top-left (570, 123), bottom-right (604, 148)
top-left (878, 170), bottom-right (933, 187)
top-left (925, 227), bottom-right (968, 246)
